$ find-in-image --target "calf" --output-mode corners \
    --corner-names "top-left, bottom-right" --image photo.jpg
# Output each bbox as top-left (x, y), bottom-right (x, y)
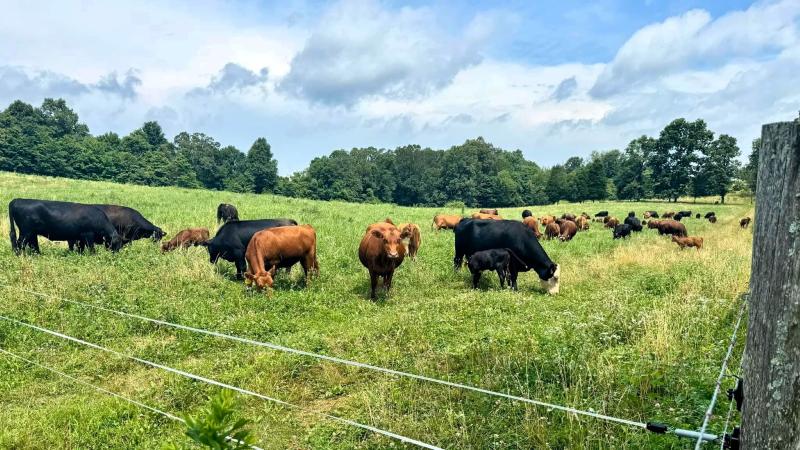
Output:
top-left (479, 209), bottom-right (499, 216)
top-left (624, 215), bottom-right (643, 232)
top-left (245, 225), bottom-right (319, 289)
top-left (740, 217), bottom-right (752, 229)
top-left (545, 221), bottom-right (560, 240)
top-left (523, 216), bottom-right (542, 239)
top-left (657, 220), bottom-right (687, 237)
top-left (576, 216), bottom-right (589, 231)
top-left (558, 220), bottom-right (577, 241)
top-left (217, 203), bottom-right (239, 223)
top-left (613, 223), bottom-right (632, 239)
top-left (540, 215), bottom-right (556, 226)
top-left (605, 217), bottom-right (620, 228)
top-left (398, 223), bottom-right (421, 259)
top-left (432, 214), bottom-right (462, 231)
top-left (161, 228), bottom-right (210, 252)
top-left (359, 222), bottom-right (410, 299)
top-left (672, 235), bottom-right (703, 251)
top-left (467, 249), bottom-right (511, 288)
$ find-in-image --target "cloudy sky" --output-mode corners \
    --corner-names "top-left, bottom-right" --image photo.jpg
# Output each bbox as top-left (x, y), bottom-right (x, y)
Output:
top-left (2, 0), bottom-right (798, 174)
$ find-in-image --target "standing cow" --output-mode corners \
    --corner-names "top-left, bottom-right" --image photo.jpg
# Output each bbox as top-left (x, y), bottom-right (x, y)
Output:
top-left (245, 225), bottom-right (319, 289)
top-left (205, 218), bottom-right (297, 278)
top-left (432, 214), bottom-right (461, 231)
top-left (359, 222), bottom-right (410, 299)
top-left (68, 204), bottom-right (165, 249)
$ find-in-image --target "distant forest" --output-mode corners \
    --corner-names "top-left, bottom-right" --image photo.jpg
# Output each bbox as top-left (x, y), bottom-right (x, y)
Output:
top-left (0, 98), bottom-right (759, 207)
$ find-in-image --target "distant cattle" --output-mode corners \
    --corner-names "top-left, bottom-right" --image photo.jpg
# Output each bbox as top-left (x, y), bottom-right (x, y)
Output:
top-left (672, 235), bottom-right (703, 251)
top-left (205, 218), bottom-right (298, 278)
top-left (709, 216), bottom-right (718, 223)
top-left (398, 223), bottom-right (421, 259)
top-left (540, 215), bottom-right (556, 226)
top-left (663, 212), bottom-right (675, 218)
top-left (740, 217), bottom-right (752, 229)
top-left (521, 209), bottom-right (533, 219)
top-left (161, 228), bottom-right (210, 252)
top-left (9, 199), bottom-right (122, 254)
top-left (605, 217), bottom-right (620, 228)
top-left (217, 203), bottom-right (239, 224)
top-left (644, 211), bottom-right (659, 219)
top-left (472, 212), bottom-right (503, 220)
top-left (705, 212), bottom-right (716, 219)
top-left (523, 216), bottom-right (542, 239)
top-left (595, 211), bottom-right (609, 217)
top-left (245, 224), bottom-right (319, 289)
top-left (576, 216), bottom-right (589, 231)
top-left (545, 222), bottom-right (560, 239)
top-left (678, 210), bottom-right (692, 217)
top-left (359, 221), bottom-right (409, 299)
top-left (67, 204), bottom-right (164, 249)
top-left (613, 223), bottom-right (632, 239)
top-left (657, 220), bottom-right (687, 237)
top-left (593, 217), bottom-right (605, 223)
top-left (561, 213), bottom-right (576, 222)
top-left (580, 212), bottom-right (591, 219)
top-left (647, 220), bottom-right (661, 229)
top-left (627, 211), bottom-right (636, 218)
top-left (432, 214), bottom-right (462, 231)
top-left (624, 215), bottom-right (643, 232)
top-left (479, 209), bottom-right (499, 216)
top-left (467, 249), bottom-right (511, 289)
top-left (558, 220), bottom-right (577, 241)
top-left (696, 213), bottom-right (701, 219)
top-left (454, 219), bottom-right (560, 294)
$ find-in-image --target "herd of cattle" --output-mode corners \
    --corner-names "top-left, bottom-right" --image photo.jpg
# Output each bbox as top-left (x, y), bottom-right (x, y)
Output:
top-left (7, 198), bottom-right (751, 299)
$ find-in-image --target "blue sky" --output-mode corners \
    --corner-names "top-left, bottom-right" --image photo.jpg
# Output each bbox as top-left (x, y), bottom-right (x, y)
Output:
top-left (1, 0), bottom-right (798, 174)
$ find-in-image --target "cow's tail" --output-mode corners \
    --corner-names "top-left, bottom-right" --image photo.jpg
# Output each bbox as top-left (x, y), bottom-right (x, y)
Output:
top-left (8, 202), bottom-right (18, 254)
top-left (504, 248), bottom-right (528, 270)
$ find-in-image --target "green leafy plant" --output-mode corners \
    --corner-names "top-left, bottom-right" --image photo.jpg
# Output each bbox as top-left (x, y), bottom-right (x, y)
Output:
top-left (164, 391), bottom-right (255, 450)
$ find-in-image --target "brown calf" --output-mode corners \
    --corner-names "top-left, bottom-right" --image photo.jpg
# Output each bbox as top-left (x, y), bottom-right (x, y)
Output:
top-left (359, 222), bottom-right (410, 299)
top-left (604, 217), bottom-right (620, 228)
top-left (540, 215), bottom-right (556, 226)
top-left (472, 212), bottom-right (503, 220)
top-left (161, 228), bottom-right (210, 252)
top-left (398, 223), bottom-right (421, 259)
top-left (545, 222), bottom-right (560, 240)
top-left (244, 225), bottom-right (319, 290)
top-left (672, 235), bottom-right (703, 251)
top-left (575, 216), bottom-right (589, 231)
top-left (432, 214), bottom-right (462, 231)
top-left (558, 220), bottom-right (578, 241)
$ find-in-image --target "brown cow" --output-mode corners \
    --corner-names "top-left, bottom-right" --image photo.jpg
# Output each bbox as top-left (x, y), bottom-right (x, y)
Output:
top-left (540, 215), bottom-right (556, 226)
top-left (432, 214), bottom-right (461, 231)
top-left (663, 211), bottom-right (675, 218)
top-left (522, 216), bottom-right (542, 239)
top-left (161, 228), bottom-right (210, 252)
top-left (647, 220), bottom-right (661, 229)
top-left (558, 220), bottom-right (578, 241)
top-left (740, 217), bottom-right (751, 228)
top-left (545, 221), bottom-right (560, 240)
top-left (479, 209), bottom-right (499, 215)
top-left (575, 216), bottom-right (589, 231)
top-left (604, 217), bottom-right (619, 228)
top-left (657, 219), bottom-right (687, 237)
top-left (244, 225), bottom-right (318, 290)
top-left (359, 222), bottom-right (410, 299)
top-left (472, 212), bottom-right (503, 220)
top-left (580, 212), bottom-right (590, 219)
top-left (671, 235), bottom-right (703, 251)
top-left (398, 223), bottom-right (421, 259)
top-left (561, 213), bottom-right (576, 222)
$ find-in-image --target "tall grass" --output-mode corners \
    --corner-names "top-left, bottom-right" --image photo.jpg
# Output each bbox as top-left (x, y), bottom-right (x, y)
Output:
top-left (0, 172), bottom-right (752, 449)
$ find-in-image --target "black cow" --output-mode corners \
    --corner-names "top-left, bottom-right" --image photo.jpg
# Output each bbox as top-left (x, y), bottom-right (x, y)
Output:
top-left (467, 249), bottom-right (511, 289)
top-left (454, 219), bottom-right (559, 294)
top-left (9, 199), bottom-right (122, 254)
top-left (217, 203), bottom-right (240, 223)
top-left (205, 218), bottom-right (297, 278)
top-left (613, 223), bottom-right (632, 239)
top-left (624, 215), bottom-right (643, 232)
top-left (704, 212), bottom-right (716, 219)
top-left (594, 211), bottom-right (609, 217)
top-left (68, 204), bottom-right (164, 249)
top-left (521, 209), bottom-right (532, 219)
top-left (627, 211), bottom-right (636, 217)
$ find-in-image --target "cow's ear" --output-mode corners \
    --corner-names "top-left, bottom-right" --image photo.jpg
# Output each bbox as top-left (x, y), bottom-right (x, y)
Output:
top-left (384, 218), bottom-right (394, 225)
top-left (371, 229), bottom-right (384, 239)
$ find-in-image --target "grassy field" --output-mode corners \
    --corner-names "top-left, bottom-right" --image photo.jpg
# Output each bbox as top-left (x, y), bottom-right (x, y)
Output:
top-left (0, 171), bottom-right (752, 449)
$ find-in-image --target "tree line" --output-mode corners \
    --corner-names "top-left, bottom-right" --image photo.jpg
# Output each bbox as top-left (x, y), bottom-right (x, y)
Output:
top-left (0, 98), bottom-right (758, 207)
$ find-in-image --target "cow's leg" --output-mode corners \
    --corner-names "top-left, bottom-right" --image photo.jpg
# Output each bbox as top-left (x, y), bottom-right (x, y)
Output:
top-left (472, 271), bottom-right (481, 289)
top-left (508, 268), bottom-right (519, 290)
top-left (384, 271), bottom-right (394, 293)
top-left (234, 258), bottom-right (247, 280)
top-left (369, 271), bottom-right (379, 299)
top-left (68, 240), bottom-right (76, 252)
top-left (28, 235), bottom-right (40, 254)
top-left (497, 268), bottom-right (506, 288)
top-left (453, 251), bottom-right (465, 271)
top-left (82, 233), bottom-right (96, 253)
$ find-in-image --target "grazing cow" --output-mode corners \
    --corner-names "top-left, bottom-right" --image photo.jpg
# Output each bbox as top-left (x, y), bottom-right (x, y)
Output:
top-left (647, 220), bottom-right (661, 229)
top-left (162, 228), bottom-right (210, 251)
top-left (432, 214), bottom-right (462, 231)
top-left (644, 211), bottom-right (659, 219)
top-left (472, 212), bottom-right (503, 220)
top-left (521, 210), bottom-right (533, 219)
top-left (624, 215), bottom-right (643, 232)
top-left (561, 213), bottom-right (576, 222)
top-left (67, 204), bottom-right (165, 249)
top-left (9, 199), bottom-right (122, 254)
top-left (523, 216), bottom-right (542, 239)
top-left (359, 221), bottom-right (410, 299)
top-left (605, 217), bottom-right (620, 228)
top-left (705, 212), bottom-right (716, 219)
top-left (657, 220), bottom-right (687, 237)
top-left (217, 203), bottom-right (239, 223)
top-left (205, 218), bottom-right (297, 279)
top-left (244, 225), bottom-right (319, 289)
top-left (740, 217), bottom-right (752, 229)
top-left (545, 221), bottom-right (560, 240)
top-left (558, 220), bottom-right (577, 241)
top-left (576, 216), bottom-right (589, 231)
top-left (162, 228), bottom-right (209, 251)
top-left (467, 249), bottom-right (511, 289)
top-left (480, 209), bottom-right (499, 216)
top-left (595, 211), bottom-right (609, 217)
top-left (613, 223), bottom-right (632, 239)
top-left (709, 216), bottom-right (718, 223)
top-left (663, 211), bottom-right (675, 218)
top-left (678, 210), bottom-right (692, 217)
top-left (540, 215), bottom-right (556, 226)
top-left (454, 219), bottom-right (560, 294)
top-left (398, 223), bottom-right (421, 259)
top-left (580, 212), bottom-right (591, 219)
top-left (672, 235), bottom-right (703, 251)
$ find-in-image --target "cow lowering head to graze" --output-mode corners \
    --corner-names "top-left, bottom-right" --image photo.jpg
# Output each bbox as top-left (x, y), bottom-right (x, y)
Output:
top-left (644, 210), bottom-right (659, 219)
top-left (561, 213), bottom-right (576, 222)
top-left (521, 210), bottom-right (532, 219)
top-left (217, 203), bottom-right (239, 224)
top-left (709, 216), bottom-right (717, 223)
top-left (671, 235), bottom-right (703, 251)
top-left (576, 216), bottom-right (589, 231)
top-left (398, 223), bottom-right (421, 259)
top-left (472, 212), bottom-right (503, 220)
top-left (740, 217), bottom-right (752, 228)
top-left (656, 220), bottom-right (687, 237)
top-left (479, 209), bottom-right (499, 216)
top-left (705, 212), bottom-right (716, 219)
top-left (66, 204), bottom-right (165, 250)
top-left (467, 249), bottom-right (511, 289)
top-left (523, 216), bottom-right (542, 239)
top-left (624, 215), bottom-right (643, 232)
top-left (9, 199), bottom-right (122, 254)
top-left (613, 223), bottom-right (632, 239)
top-left (605, 217), bottom-right (619, 228)
top-left (545, 221), bottom-right (560, 240)
top-left (205, 218), bottom-right (298, 279)
top-left (558, 220), bottom-right (577, 241)
top-left (454, 219), bottom-right (560, 294)
top-left (595, 211), bottom-right (609, 217)
top-left (432, 214), bottom-right (462, 231)
top-left (244, 224), bottom-right (319, 290)
top-left (161, 228), bottom-right (210, 252)
top-left (359, 222), bottom-right (409, 299)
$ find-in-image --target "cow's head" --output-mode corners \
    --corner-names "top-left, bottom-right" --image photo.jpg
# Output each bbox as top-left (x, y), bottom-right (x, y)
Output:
top-left (245, 271), bottom-right (274, 289)
top-left (151, 227), bottom-right (166, 242)
top-left (107, 231), bottom-right (123, 252)
top-left (539, 264), bottom-right (560, 295)
top-left (204, 241), bottom-right (220, 263)
top-left (371, 228), bottom-right (408, 260)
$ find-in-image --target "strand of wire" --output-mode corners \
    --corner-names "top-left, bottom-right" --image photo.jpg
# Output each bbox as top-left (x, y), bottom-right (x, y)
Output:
top-left (0, 347), bottom-right (263, 450)
top-left (2, 285), bottom-right (648, 430)
top-left (718, 395), bottom-right (736, 450)
top-left (0, 314), bottom-right (443, 450)
top-left (694, 297), bottom-right (747, 450)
